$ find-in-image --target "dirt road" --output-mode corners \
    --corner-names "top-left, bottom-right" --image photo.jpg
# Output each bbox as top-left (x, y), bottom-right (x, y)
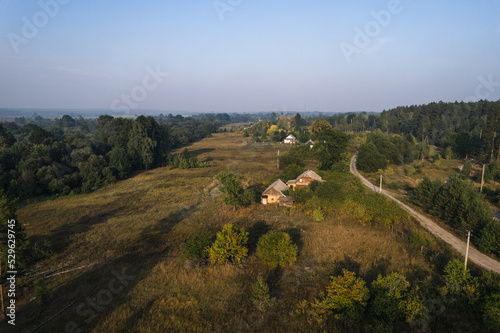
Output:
top-left (350, 155), bottom-right (500, 274)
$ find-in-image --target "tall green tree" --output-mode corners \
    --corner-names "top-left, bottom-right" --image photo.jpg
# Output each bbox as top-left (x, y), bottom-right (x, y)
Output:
top-left (0, 191), bottom-right (30, 273)
top-left (313, 129), bottom-right (349, 171)
top-left (294, 113), bottom-right (303, 132)
top-left (323, 269), bottom-right (370, 326)
top-left (215, 171), bottom-right (253, 209)
top-left (370, 272), bottom-right (410, 324)
top-left (128, 120), bottom-right (157, 170)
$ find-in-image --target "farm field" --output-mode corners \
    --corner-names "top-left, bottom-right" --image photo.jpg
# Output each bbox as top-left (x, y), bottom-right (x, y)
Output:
top-left (7, 132), bottom-right (446, 332)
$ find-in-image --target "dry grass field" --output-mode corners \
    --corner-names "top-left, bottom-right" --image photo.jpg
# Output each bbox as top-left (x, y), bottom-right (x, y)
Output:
top-left (5, 132), bottom-right (448, 332)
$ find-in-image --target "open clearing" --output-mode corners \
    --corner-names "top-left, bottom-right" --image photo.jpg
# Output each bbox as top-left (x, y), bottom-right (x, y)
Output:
top-left (8, 132), bottom-right (444, 332)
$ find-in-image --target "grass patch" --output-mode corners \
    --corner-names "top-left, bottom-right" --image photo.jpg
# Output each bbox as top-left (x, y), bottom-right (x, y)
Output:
top-left (7, 132), bottom-right (448, 332)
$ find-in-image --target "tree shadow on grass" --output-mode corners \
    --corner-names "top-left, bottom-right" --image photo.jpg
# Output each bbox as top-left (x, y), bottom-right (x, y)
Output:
top-left (189, 148), bottom-right (215, 158)
top-left (11, 251), bottom-right (159, 332)
top-left (364, 257), bottom-right (391, 284)
top-left (284, 227), bottom-right (303, 255)
top-left (266, 266), bottom-right (283, 299)
top-left (333, 255), bottom-right (361, 276)
top-left (6, 205), bottom-right (199, 332)
top-left (247, 220), bottom-right (270, 255)
top-left (29, 205), bottom-right (126, 255)
top-left (139, 204), bottom-right (198, 246)
top-left (247, 184), bottom-right (264, 204)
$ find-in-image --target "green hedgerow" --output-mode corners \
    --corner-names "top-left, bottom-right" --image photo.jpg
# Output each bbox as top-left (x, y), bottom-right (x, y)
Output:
top-left (257, 231), bottom-right (298, 268)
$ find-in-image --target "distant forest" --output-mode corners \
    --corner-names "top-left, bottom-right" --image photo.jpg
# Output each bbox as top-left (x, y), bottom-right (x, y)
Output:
top-left (325, 100), bottom-right (500, 163)
top-left (2, 100), bottom-right (500, 201)
top-left (0, 113), bottom-right (254, 200)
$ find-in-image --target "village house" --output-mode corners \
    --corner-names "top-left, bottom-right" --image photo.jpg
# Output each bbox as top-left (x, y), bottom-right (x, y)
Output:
top-left (261, 179), bottom-right (289, 205)
top-left (262, 170), bottom-right (324, 207)
top-left (306, 139), bottom-right (315, 149)
top-left (283, 134), bottom-right (299, 144)
top-left (286, 169), bottom-right (323, 190)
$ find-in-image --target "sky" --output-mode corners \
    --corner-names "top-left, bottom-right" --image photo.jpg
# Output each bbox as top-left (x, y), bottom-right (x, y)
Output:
top-left (0, 0), bottom-right (499, 114)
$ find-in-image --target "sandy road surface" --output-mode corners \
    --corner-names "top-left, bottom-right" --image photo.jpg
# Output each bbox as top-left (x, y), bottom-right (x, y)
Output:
top-left (350, 155), bottom-right (500, 274)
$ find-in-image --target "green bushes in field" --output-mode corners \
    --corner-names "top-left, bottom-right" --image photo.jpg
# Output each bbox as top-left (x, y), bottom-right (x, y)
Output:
top-left (169, 148), bottom-right (209, 169)
top-left (215, 171), bottom-right (254, 209)
top-left (297, 269), bottom-right (369, 328)
top-left (290, 172), bottom-right (410, 229)
top-left (405, 165), bottom-right (416, 176)
top-left (181, 231), bottom-right (212, 260)
top-left (208, 224), bottom-right (248, 264)
top-left (257, 231), bottom-right (298, 268)
top-left (251, 276), bottom-right (276, 313)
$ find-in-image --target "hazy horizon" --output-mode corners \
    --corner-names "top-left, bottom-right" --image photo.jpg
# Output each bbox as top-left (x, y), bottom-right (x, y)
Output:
top-left (1, 0), bottom-right (499, 113)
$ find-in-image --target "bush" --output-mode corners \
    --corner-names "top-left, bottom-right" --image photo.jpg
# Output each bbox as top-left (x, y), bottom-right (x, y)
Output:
top-left (216, 171), bottom-right (254, 208)
top-left (387, 182), bottom-right (398, 190)
top-left (181, 231), bottom-right (212, 260)
top-left (483, 293), bottom-right (500, 331)
top-left (313, 208), bottom-right (325, 221)
top-left (290, 186), bottom-right (313, 205)
top-left (405, 165), bottom-right (416, 176)
top-left (251, 276), bottom-right (276, 313)
top-left (208, 224), bottom-right (248, 264)
top-left (324, 269), bottom-right (370, 325)
top-left (279, 150), bottom-right (305, 170)
top-left (408, 231), bottom-right (427, 251)
top-left (257, 231), bottom-right (298, 268)
top-left (461, 161), bottom-right (472, 178)
top-left (34, 279), bottom-right (48, 305)
top-left (280, 164), bottom-right (304, 182)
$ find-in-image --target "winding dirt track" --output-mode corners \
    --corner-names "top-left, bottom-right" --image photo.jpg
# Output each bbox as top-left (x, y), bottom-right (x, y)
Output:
top-left (350, 155), bottom-right (500, 274)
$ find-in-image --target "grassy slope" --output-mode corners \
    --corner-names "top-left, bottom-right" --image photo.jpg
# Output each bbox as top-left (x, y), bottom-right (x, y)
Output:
top-left (8, 132), bottom-right (440, 332)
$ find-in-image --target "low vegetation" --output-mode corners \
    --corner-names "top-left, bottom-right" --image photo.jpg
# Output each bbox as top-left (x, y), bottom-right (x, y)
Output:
top-left (208, 223), bottom-right (249, 264)
top-left (256, 231), bottom-right (298, 268)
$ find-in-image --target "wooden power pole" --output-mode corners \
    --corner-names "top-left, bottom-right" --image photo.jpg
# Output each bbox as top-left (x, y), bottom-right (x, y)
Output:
top-left (464, 230), bottom-right (471, 274)
top-left (277, 149), bottom-right (279, 169)
top-left (379, 174), bottom-right (383, 193)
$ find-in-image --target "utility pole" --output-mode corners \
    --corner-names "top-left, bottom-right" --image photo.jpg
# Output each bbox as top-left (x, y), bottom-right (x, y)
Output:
top-left (480, 164), bottom-right (485, 193)
top-left (464, 230), bottom-right (471, 274)
top-left (379, 174), bottom-right (383, 193)
top-left (277, 149), bottom-right (279, 169)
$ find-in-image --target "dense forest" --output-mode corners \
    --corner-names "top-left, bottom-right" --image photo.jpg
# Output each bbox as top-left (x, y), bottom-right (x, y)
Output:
top-left (325, 100), bottom-right (500, 163)
top-left (0, 113), bottom-right (237, 200)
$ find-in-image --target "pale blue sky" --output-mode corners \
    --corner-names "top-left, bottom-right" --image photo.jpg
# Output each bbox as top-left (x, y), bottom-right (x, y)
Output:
top-left (0, 0), bottom-right (499, 113)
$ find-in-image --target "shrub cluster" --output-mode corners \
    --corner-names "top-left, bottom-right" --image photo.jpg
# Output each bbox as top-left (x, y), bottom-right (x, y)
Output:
top-left (256, 231), bottom-right (298, 268)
